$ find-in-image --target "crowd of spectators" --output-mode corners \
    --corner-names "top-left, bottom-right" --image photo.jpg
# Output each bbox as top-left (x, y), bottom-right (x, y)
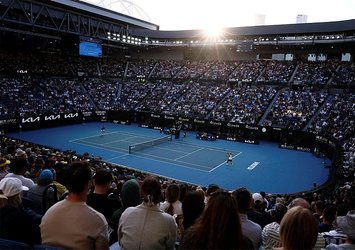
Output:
top-left (292, 61), bottom-right (339, 86)
top-left (0, 135), bottom-right (354, 249)
top-left (257, 61), bottom-right (296, 85)
top-left (261, 88), bottom-right (329, 130)
top-left (210, 85), bottom-right (278, 124)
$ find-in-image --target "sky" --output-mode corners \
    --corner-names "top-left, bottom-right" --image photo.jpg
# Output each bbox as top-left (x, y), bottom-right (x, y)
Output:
top-left (83, 0), bottom-right (355, 31)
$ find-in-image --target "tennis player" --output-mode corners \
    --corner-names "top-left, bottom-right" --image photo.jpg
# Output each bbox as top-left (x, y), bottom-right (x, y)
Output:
top-left (100, 126), bottom-right (106, 136)
top-left (226, 152), bottom-right (233, 165)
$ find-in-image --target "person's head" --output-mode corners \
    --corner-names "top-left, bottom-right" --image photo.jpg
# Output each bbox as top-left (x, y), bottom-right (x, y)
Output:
top-left (164, 183), bottom-right (180, 215)
top-left (322, 205), bottom-right (337, 224)
top-left (287, 197), bottom-right (311, 210)
top-left (0, 158), bottom-right (10, 171)
top-left (93, 168), bottom-right (113, 193)
top-left (280, 206), bottom-right (318, 250)
top-left (120, 179), bottom-right (141, 209)
top-left (0, 177), bottom-right (29, 208)
top-left (272, 203), bottom-right (287, 224)
top-left (38, 169), bottom-right (54, 186)
top-left (182, 190), bottom-right (205, 229)
top-left (65, 161), bottom-right (92, 194)
top-left (141, 176), bottom-right (161, 206)
top-left (252, 192), bottom-right (264, 210)
top-left (232, 187), bottom-right (251, 213)
top-left (336, 210), bottom-right (355, 242)
top-left (9, 158), bottom-right (29, 175)
top-left (187, 190), bottom-right (243, 249)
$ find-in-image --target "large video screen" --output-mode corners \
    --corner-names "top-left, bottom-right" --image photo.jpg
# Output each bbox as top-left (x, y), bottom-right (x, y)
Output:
top-left (79, 37), bottom-right (102, 57)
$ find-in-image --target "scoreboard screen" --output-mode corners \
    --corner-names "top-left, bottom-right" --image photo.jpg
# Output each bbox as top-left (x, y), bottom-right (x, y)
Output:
top-left (79, 37), bottom-right (102, 58)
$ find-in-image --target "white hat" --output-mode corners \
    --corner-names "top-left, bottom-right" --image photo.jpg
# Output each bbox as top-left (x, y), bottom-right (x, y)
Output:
top-left (337, 210), bottom-right (355, 241)
top-left (252, 193), bottom-right (264, 204)
top-left (15, 148), bottom-right (27, 157)
top-left (0, 177), bottom-right (29, 197)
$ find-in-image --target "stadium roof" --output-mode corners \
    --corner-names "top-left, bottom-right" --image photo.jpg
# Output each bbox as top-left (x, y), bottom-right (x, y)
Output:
top-left (50, 0), bottom-right (159, 30)
top-left (131, 19), bottom-right (355, 39)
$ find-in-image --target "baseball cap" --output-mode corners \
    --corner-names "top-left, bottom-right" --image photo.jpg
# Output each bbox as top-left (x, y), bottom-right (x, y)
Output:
top-left (252, 193), bottom-right (264, 204)
top-left (0, 177), bottom-right (29, 197)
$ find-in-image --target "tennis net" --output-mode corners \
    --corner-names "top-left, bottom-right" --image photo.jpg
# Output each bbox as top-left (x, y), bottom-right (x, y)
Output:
top-left (128, 135), bottom-right (172, 154)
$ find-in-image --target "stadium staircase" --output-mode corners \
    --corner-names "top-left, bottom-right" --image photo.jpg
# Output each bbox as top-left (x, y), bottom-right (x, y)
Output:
top-left (205, 89), bottom-right (232, 119)
top-left (79, 80), bottom-right (98, 110)
top-left (257, 87), bottom-right (287, 126)
top-left (302, 94), bottom-right (334, 131)
top-left (288, 64), bottom-right (299, 85)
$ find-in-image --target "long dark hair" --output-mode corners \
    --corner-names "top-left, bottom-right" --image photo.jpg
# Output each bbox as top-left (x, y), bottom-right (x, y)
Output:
top-left (182, 190), bottom-right (244, 249)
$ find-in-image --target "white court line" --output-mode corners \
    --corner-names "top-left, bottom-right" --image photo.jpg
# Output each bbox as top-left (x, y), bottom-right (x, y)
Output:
top-left (71, 140), bottom-right (127, 153)
top-left (118, 153), bottom-right (211, 172)
top-left (208, 152), bottom-right (243, 172)
top-left (174, 147), bottom-right (204, 161)
top-left (103, 160), bottom-right (202, 187)
top-left (129, 151), bottom-right (211, 171)
top-left (69, 131), bottom-right (123, 142)
top-left (170, 140), bottom-right (241, 154)
top-left (69, 131), bottom-right (154, 143)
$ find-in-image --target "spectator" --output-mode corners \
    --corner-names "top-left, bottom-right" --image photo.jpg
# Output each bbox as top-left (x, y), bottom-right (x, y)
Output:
top-left (109, 178), bottom-right (140, 244)
top-left (5, 158), bottom-right (34, 189)
top-left (27, 169), bottom-right (57, 214)
top-left (232, 187), bottom-right (262, 249)
top-left (160, 183), bottom-right (182, 216)
top-left (319, 205), bottom-right (337, 233)
top-left (180, 190), bottom-right (253, 249)
top-left (40, 161), bottom-right (110, 249)
top-left (326, 210), bottom-right (355, 249)
top-left (118, 176), bottom-right (177, 250)
top-left (0, 158), bottom-right (11, 181)
top-left (262, 203), bottom-right (287, 250)
top-left (0, 177), bottom-right (41, 245)
top-left (277, 206), bottom-right (319, 250)
top-left (87, 168), bottom-right (119, 220)
top-left (181, 190), bottom-right (205, 231)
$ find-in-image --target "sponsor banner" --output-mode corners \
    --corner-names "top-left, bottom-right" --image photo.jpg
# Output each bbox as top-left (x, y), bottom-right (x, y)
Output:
top-left (280, 144), bottom-right (312, 152)
top-left (82, 111), bottom-right (93, 117)
top-left (227, 122), bottom-right (240, 128)
top-left (0, 119), bottom-right (17, 125)
top-left (178, 117), bottom-right (190, 122)
top-left (193, 119), bottom-right (205, 124)
top-left (44, 114), bottom-right (61, 121)
top-left (95, 111), bottom-right (106, 116)
top-left (63, 113), bottom-right (79, 119)
top-left (21, 116), bottom-right (41, 123)
top-left (209, 120), bottom-right (222, 126)
top-left (245, 125), bottom-right (259, 131)
top-left (164, 115), bottom-right (175, 120)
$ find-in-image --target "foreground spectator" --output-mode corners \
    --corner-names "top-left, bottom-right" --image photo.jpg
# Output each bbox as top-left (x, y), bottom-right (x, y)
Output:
top-left (87, 168), bottom-right (118, 220)
top-left (40, 161), bottom-right (110, 249)
top-left (326, 210), bottom-right (355, 250)
top-left (276, 206), bottom-right (319, 250)
top-left (262, 203), bottom-right (287, 250)
top-left (160, 183), bottom-right (182, 216)
top-left (232, 187), bottom-right (262, 249)
top-left (118, 176), bottom-right (177, 250)
top-left (27, 169), bottom-right (57, 215)
top-left (0, 158), bottom-right (10, 181)
top-left (5, 158), bottom-right (34, 189)
top-left (180, 190), bottom-right (253, 249)
top-left (0, 177), bottom-right (41, 245)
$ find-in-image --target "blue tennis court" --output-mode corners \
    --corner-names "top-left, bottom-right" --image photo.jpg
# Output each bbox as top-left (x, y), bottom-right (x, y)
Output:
top-left (7, 122), bottom-right (330, 194)
top-left (71, 131), bottom-right (241, 172)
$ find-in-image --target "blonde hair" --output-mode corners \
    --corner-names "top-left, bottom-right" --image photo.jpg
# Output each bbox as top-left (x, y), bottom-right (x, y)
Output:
top-left (0, 193), bottom-right (22, 208)
top-left (280, 206), bottom-right (318, 250)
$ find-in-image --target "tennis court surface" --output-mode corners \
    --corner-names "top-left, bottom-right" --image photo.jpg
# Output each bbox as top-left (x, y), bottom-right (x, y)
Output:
top-left (7, 122), bottom-right (330, 194)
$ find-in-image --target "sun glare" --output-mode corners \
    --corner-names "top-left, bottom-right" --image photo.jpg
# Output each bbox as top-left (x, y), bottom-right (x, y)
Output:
top-left (203, 25), bottom-right (224, 38)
